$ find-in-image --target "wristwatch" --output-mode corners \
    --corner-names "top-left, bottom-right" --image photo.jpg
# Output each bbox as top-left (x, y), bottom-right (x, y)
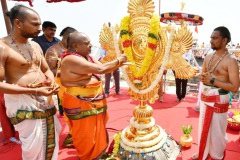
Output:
top-left (210, 78), bottom-right (215, 85)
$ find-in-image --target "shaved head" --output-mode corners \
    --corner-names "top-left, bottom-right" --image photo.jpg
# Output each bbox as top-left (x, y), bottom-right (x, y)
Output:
top-left (67, 32), bottom-right (88, 49)
top-left (67, 32), bottom-right (92, 56)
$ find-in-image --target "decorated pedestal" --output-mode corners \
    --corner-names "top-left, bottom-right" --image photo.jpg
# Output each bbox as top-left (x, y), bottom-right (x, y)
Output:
top-left (118, 104), bottom-right (180, 160)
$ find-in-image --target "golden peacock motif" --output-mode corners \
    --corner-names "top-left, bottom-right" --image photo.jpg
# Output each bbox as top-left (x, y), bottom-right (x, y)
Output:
top-left (166, 21), bottom-right (198, 79)
top-left (99, 23), bottom-right (120, 63)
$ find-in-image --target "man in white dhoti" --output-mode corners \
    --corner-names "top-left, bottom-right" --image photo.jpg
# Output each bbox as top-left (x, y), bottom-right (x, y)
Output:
top-left (0, 5), bottom-right (61, 160)
top-left (192, 26), bottom-right (239, 160)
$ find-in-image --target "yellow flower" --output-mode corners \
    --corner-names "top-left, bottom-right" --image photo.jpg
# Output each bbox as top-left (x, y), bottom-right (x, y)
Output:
top-left (112, 132), bottom-right (121, 154)
top-left (233, 110), bottom-right (240, 115)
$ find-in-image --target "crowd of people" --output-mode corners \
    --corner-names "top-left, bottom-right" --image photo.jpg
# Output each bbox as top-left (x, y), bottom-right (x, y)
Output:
top-left (0, 4), bottom-right (239, 160)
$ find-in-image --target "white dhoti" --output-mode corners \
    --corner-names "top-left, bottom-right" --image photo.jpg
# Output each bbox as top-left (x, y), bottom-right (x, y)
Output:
top-left (4, 94), bottom-right (62, 160)
top-left (196, 82), bottom-right (203, 107)
top-left (198, 85), bottom-right (229, 160)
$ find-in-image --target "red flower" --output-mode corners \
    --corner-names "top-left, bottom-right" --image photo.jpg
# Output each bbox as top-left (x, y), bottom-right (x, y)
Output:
top-left (123, 40), bottom-right (131, 48)
top-left (134, 77), bottom-right (143, 80)
top-left (148, 43), bottom-right (157, 50)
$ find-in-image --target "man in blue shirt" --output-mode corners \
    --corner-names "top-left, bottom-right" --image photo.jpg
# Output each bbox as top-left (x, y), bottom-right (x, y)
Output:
top-left (32, 21), bottom-right (60, 54)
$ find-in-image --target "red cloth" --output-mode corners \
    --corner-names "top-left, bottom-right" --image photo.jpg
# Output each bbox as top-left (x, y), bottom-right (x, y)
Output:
top-left (201, 94), bottom-right (220, 103)
top-left (195, 26), bottom-right (198, 33)
top-left (47, 0), bottom-right (85, 3)
top-left (12, 0), bottom-right (85, 6)
top-left (0, 93), bottom-right (15, 142)
top-left (198, 105), bottom-right (214, 160)
top-left (11, 0), bottom-right (33, 6)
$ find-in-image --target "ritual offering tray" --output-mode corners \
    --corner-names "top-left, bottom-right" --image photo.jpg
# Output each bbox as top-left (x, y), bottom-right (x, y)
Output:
top-left (227, 109), bottom-right (240, 131)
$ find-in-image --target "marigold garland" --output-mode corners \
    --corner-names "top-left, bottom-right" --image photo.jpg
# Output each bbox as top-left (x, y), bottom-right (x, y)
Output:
top-left (113, 24), bottom-right (175, 94)
top-left (113, 132), bottom-right (121, 154)
top-left (120, 14), bottom-right (160, 78)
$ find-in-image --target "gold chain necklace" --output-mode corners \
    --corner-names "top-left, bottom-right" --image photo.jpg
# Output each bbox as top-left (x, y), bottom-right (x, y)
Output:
top-left (10, 35), bottom-right (37, 64)
top-left (207, 50), bottom-right (228, 73)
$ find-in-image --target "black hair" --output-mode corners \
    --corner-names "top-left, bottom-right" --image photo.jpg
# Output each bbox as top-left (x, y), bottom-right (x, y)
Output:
top-left (5, 4), bottom-right (37, 26)
top-left (214, 26), bottom-right (231, 43)
top-left (42, 21), bottom-right (57, 28)
top-left (66, 34), bottom-right (71, 50)
top-left (59, 27), bottom-right (77, 37)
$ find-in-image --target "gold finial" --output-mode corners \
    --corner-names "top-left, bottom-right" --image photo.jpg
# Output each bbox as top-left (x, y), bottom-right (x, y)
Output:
top-left (180, 0), bottom-right (186, 11)
top-left (128, 0), bottom-right (155, 18)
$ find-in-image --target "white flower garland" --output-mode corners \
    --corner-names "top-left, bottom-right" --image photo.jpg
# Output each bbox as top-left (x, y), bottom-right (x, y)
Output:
top-left (130, 117), bottom-right (155, 130)
top-left (112, 25), bottom-right (175, 94)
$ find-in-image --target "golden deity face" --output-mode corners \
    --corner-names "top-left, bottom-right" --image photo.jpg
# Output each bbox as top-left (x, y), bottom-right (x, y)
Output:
top-left (132, 34), bottom-right (148, 56)
top-left (171, 41), bottom-right (181, 52)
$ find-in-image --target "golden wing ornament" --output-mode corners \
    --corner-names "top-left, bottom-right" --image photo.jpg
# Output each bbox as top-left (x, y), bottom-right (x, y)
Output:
top-left (166, 21), bottom-right (198, 79)
top-left (99, 23), bottom-right (120, 63)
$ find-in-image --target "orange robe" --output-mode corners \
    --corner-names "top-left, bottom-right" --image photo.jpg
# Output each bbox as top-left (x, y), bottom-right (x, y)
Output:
top-left (55, 77), bottom-right (72, 132)
top-left (62, 81), bottom-right (108, 160)
top-left (55, 76), bottom-right (65, 101)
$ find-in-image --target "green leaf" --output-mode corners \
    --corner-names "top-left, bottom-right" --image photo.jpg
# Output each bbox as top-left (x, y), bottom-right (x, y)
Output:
top-left (181, 125), bottom-right (193, 134)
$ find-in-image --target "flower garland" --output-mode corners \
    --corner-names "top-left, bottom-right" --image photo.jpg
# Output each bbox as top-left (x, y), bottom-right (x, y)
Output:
top-left (120, 14), bottom-right (160, 78)
top-left (113, 24), bottom-right (175, 94)
top-left (113, 132), bottom-right (121, 154)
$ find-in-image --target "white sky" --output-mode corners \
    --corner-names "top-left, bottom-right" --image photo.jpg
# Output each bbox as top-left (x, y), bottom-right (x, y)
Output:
top-left (0, 0), bottom-right (240, 47)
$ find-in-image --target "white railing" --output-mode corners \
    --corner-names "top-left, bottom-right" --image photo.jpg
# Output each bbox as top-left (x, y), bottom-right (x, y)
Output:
top-left (192, 48), bottom-right (240, 58)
